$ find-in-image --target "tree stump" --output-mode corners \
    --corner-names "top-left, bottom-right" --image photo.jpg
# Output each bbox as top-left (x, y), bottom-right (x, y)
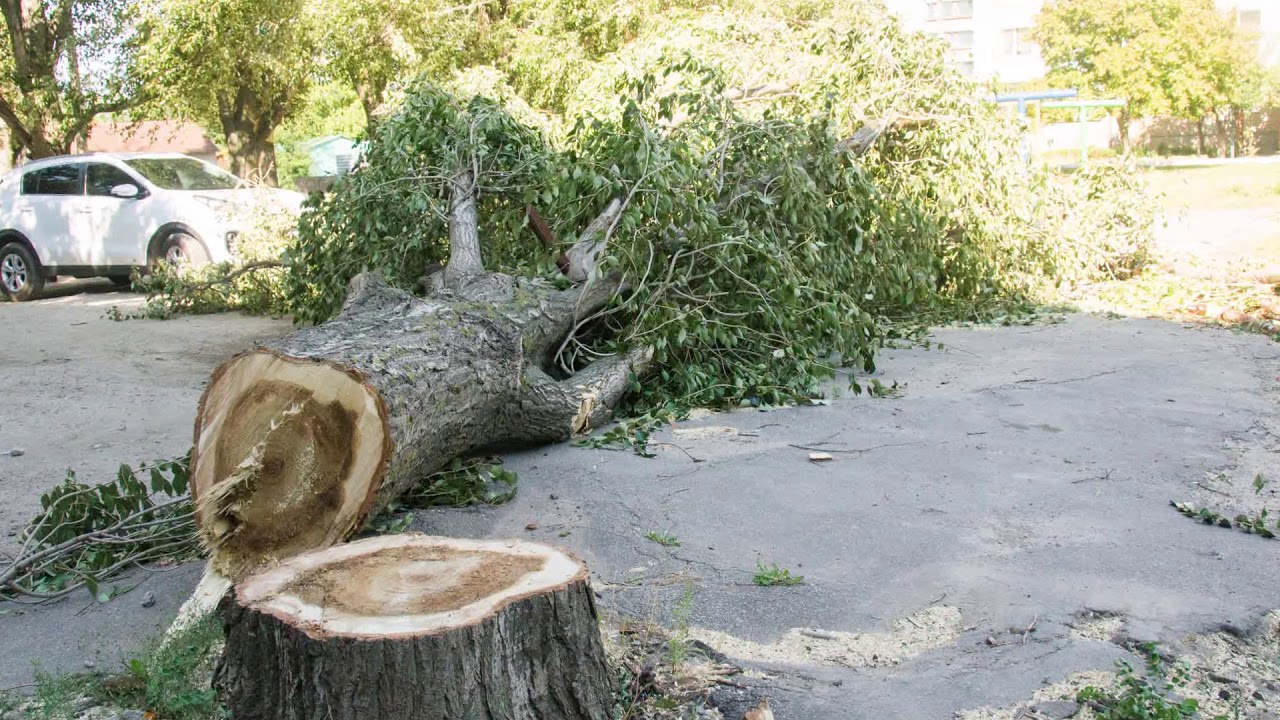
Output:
top-left (215, 533), bottom-right (612, 720)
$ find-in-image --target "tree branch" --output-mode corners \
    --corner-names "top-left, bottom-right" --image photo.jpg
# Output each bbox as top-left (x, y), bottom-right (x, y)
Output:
top-left (0, 0), bottom-right (30, 79)
top-left (444, 167), bottom-right (483, 285)
top-left (59, 97), bottom-right (134, 150)
top-left (0, 90), bottom-right (33, 149)
top-left (559, 198), bottom-right (623, 282)
top-left (837, 115), bottom-right (899, 157)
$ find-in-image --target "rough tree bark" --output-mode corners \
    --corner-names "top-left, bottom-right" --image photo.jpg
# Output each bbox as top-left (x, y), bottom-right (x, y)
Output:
top-left (191, 172), bottom-right (648, 579)
top-left (218, 88), bottom-right (289, 186)
top-left (216, 533), bottom-right (611, 720)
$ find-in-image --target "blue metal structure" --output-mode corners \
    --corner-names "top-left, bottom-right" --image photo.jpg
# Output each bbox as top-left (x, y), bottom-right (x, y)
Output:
top-left (990, 89), bottom-right (1079, 118)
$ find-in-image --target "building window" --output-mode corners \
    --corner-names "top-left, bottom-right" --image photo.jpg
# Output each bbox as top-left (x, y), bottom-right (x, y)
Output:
top-left (956, 61), bottom-right (976, 77)
top-left (928, 0), bottom-right (974, 21)
top-left (1238, 9), bottom-right (1262, 31)
top-left (1002, 27), bottom-right (1037, 55)
top-left (945, 30), bottom-right (975, 49)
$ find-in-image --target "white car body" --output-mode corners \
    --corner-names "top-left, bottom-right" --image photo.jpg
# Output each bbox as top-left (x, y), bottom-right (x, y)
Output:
top-left (0, 152), bottom-right (302, 289)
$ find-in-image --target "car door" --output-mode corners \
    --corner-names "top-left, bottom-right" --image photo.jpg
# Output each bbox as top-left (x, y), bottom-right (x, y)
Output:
top-left (84, 162), bottom-right (153, 266)
top-left (19, 163), bottom-right (87, 267)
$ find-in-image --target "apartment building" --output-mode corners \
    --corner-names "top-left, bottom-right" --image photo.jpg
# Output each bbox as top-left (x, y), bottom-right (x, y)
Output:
top-left (886, 0), bottom-right (1279, 83)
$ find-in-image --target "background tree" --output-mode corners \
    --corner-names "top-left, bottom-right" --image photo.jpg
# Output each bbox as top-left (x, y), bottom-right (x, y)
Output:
top-left (141, 0), bottom-right (313, 185)
top-left (0, 0), bottom-right (141, 160)
top-left (1033, 0), bottom-right (1256, 153)
top-left (312, 0), bottom-right (504, 129)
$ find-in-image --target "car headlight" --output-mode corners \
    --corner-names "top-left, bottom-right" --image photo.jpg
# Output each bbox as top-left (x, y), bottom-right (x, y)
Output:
top-left (194, 195), bottom-right (235, 221)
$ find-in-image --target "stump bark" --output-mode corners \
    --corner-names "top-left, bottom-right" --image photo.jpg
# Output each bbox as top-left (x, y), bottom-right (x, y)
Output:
top-left (191, 180), bottom-right (648, 578)
top-left (215, 533), bottom-right (611, 720)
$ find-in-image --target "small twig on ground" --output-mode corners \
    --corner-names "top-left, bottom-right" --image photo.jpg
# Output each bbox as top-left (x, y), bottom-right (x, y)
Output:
top-left (788, 441), bottom-right (920, 455)
top-left (1072, 469), bottom-right (1115, 484)
top-left (650, 442), bottom-right (704, 463)
top-left (1021, 615), bottom-right (1038, 644)
top-left (1194, 481), bottom-right (1232, 497)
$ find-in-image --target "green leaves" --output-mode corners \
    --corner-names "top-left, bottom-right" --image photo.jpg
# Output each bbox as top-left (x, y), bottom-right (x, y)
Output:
top-left (281, 4), bottom-right (1155, 418)
top-left (752, 561), bottom-right (804, 587)
top-left (401, 456), bottom-right (519, 508)
top-left (1076, 645), bottom-right (1204, 720)
top-left (4, 453), bottom-right (199, 601)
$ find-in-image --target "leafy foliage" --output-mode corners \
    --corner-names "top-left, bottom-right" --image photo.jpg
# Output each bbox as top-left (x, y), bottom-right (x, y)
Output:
top-left (644, 531), bottom-right (681, 547)
top-left (136, 201), bottom-right (298, 318)
top-left (1, 454), bottom-right (196, 601)
top-left (401, 456), bottom-right (519, 507)
top-left (1076, 645), bottom-right (1214, 720)
top-left (0, 0), bottom-right (143, 159)
top-left (139, 0), bottom-right (315, 182)
top-left (752, 561), bottom-right (804, 587)
top-left (22, 615), bottom-right (224, 720)
top-left (1171, 473), bottom-right (1278, 540)
top-left (287, 2), bottom-right (1156, 412)
top-left (574, 409), bottom-right (681, 456)
top-left (1034, 0), bottom-right (1263, 148)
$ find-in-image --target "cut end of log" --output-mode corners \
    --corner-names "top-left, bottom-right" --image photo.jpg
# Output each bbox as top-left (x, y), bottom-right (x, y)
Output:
top-left (235, 534), bottom-right (587, 638)
top-left (192, 351), bottom-right (391, 579)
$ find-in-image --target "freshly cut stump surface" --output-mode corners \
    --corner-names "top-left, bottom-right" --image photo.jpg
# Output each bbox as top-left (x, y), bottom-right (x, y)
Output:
top-left (215, 533), bottom-right (612, 720)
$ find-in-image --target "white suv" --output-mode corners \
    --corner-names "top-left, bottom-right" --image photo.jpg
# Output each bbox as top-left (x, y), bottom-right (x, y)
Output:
top-left (0, 152), bottom-right (303, 300)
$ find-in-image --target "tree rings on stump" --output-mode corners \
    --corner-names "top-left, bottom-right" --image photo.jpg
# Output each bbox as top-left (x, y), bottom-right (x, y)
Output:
top-left (215, 533), bottom-right (612, 720)
top-left (192, 351), bottom-right (391, 579)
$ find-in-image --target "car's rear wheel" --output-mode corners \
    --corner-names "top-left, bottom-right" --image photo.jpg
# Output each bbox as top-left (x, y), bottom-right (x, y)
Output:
top-left (0, 242), bottom-right (44, 301)
top-left (159, 232), bottom-right (211, 269)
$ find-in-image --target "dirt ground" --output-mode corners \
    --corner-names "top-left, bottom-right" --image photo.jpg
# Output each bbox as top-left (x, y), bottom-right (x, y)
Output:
top-left (0, 280), bottom-right (292, 554)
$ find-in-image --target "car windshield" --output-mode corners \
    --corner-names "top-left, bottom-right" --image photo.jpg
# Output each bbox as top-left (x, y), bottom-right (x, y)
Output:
top-left (124, 157), bottom-right (240, 191)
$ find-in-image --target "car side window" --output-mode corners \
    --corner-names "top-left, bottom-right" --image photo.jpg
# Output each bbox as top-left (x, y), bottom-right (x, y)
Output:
top-left (21, 164), bottom-right (83, 196)
top-left (87, 163), bottom-right (140, 197)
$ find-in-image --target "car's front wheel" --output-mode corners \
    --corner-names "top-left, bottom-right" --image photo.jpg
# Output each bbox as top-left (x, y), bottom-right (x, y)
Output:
top-left (158, 232), bottom-right (211, 269)
top-left (0, 242), bottom-right (44, 301)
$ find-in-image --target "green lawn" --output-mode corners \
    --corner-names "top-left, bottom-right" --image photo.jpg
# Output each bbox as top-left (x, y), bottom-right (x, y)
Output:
top-left (1145, 163), bottom-right (1280, 211)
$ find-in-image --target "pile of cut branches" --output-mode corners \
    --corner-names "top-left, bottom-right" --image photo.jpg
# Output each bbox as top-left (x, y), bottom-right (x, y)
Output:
top-left (0, 456), bottom-right (198, 602)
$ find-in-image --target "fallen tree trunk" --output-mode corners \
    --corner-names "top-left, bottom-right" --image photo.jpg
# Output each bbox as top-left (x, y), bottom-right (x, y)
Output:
top-left (191, 172), bottom-right (648, 579)
top-left (216, 533), bottom-right (611, 720)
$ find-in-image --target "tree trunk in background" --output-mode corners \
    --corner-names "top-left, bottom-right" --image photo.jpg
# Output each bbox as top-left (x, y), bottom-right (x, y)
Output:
top-left (223, 131), bottom-right (278, 185)
top-left (219, 92), bottom-right (285, 186)
top-left (216, 534), bottom-right (612, 720)
top-left (354, 75), bottom-right (386, 133)
top-left (1117, 108), bottom-right (1131, 154)
top-left (1197, 117), bottom-right (1206, 156)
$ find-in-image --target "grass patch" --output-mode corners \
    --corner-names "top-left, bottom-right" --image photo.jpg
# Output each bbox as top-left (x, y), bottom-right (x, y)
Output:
top-left (644, 531), bottom-right (681, 547)
top-left (19, 614), bottom-right (224, 720)
top-left (752, 561), bottom-right (804, 587)
top-left (1145, 164), bottom-right (1280, 211)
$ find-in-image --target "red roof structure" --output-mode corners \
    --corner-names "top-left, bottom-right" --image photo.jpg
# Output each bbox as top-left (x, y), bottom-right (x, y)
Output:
top-left (77, 120), bottom-right (219, 158)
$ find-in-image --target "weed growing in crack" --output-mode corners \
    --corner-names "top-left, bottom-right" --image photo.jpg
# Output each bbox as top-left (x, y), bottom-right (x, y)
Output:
top-left (667, 582), bottom-right (696, 673)
top-left (1076, 644), bottom-right (1238, 720)
top-left (644, 531), bottom-right (681, 547)
top-left (753, 561), bottom-right (804, 587)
